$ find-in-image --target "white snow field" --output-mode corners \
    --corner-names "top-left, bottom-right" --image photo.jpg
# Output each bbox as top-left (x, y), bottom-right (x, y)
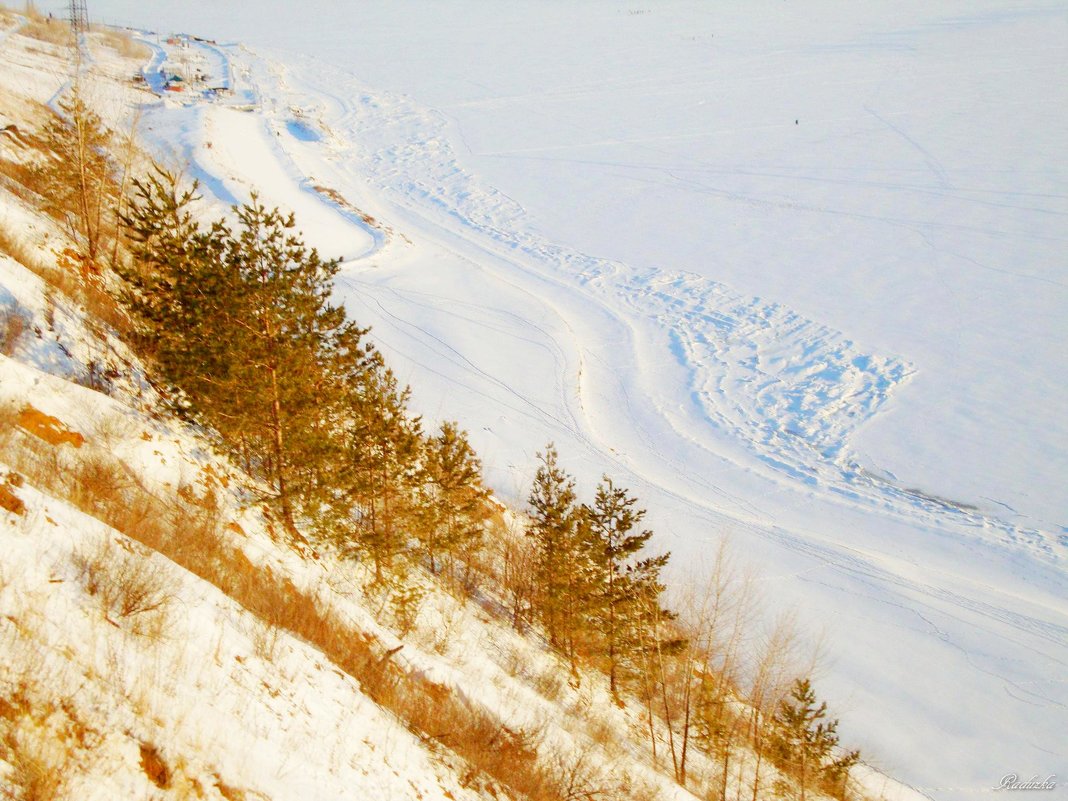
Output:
top-left (71, 2), bottom-right (1066, 798)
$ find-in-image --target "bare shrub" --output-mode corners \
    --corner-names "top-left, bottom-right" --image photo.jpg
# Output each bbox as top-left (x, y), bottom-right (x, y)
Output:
top-left (614, 770), bottom-right (664, 801)
top-left (73, 537), bottom-right (177, 632)
top-left (547, 743), bottom-right (607, 801)
top-left (542, 740), bottom-right (664, 801)
top-left (249, 618), bottom-right (282, 664)
top-left (484, 515), bottom-right (538, 631)
top-left (88, 412), bottom-right (129, 451)
top-left (422, 598), bottom-right (467, 656)
top-left (584, 710), bottom-right (618, 751)
top-left (67, 452), bottom-right (133, 514)
top-left (532, 663), bottom-right (566, 704)
top-left (0, 222), bottom-right (129, 337)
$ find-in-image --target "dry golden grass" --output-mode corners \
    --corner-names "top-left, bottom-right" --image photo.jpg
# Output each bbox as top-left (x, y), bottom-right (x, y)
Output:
top-left (0, 215), bottom-right (51, 275)
top-left (7, 1), bottom-right (71, 48)
top-left (92, 26), bottom-right (150, 61)
top-left (0, 668), bottom-right (111, 801)
top-left (0, 400), bottom-right (19, 440)
top-left (0, 479), bottom-right (26, 514)
top-left (0, 217), bottom-right (131, 338)
top-left (0, 449), bottom-right (657, 800)
top-left (406, 692), bottom-right (549, 798)
top-left (138, 742), bottom-right (170, 789)
top-left (0, 629), bottom-right (82, 801)
top-left (18, 15), bottom-right (72, 48)
top-left (0, 426), bottom-right (579, 799)
top-left (17, 405), bottom-right (86, 448)
top-left (1, 726), bottom-right (67, 801)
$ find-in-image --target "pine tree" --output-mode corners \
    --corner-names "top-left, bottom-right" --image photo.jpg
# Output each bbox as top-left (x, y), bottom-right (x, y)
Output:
top-left (585, 476), bottom-right (670, 695)
top-left (123, 175), bottom-right (354, 530)
top-left (303, 316), bottom-right (384, 534)
top-left (771, 678), bottom-right (859, 801)
top-left (221, 196), bottom-right (350, 529)
top-left (418, 421), bottom-right (489, 576)
top-left (341, 363), bottom-right (424, 581)
top-left (526, 445), bottom-right (596, 661)
top-left (823, 747), bottom-right (860, 800)
top-left (120, 169), bottom-right (237, 415)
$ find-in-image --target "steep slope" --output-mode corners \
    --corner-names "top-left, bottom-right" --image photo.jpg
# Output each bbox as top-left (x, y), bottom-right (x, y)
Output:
top-left (0, 188), bottom-right (687, 800)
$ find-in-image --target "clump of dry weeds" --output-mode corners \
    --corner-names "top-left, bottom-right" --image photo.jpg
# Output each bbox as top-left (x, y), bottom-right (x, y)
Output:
top-left (0, 219), bottom-right (130, 338)
top-left (72, 537), bottom-right (177, 634)
top-left (92, 26), bottom-right (150, 60)
top-left (16, 13), bottom-right (73, 49)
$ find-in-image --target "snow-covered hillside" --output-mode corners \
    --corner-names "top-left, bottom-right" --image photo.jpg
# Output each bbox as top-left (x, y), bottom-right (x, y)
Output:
top-left (7, 2), bottom-right (1068, 799)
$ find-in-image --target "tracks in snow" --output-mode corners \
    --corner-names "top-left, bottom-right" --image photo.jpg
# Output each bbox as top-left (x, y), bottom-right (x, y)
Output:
top-left (136, 35), bottom-right (1063, 566)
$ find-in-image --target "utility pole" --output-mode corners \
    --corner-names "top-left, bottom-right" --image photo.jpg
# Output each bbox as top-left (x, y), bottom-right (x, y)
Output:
top-left (68, 0), bottom-right (89, 35)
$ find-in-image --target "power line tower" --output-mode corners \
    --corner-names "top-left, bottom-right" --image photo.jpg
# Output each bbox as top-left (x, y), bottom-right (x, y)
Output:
top-left (68, 0), bottom-right (89, 35)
